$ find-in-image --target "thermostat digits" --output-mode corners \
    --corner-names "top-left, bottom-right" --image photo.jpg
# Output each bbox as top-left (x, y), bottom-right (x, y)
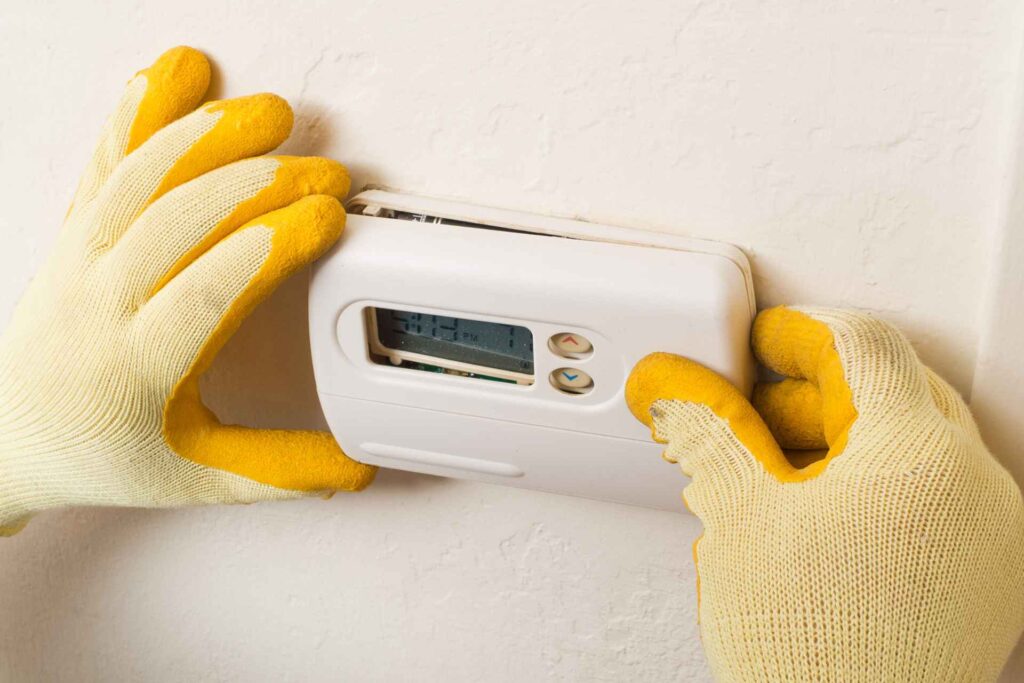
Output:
top-left (309, 190), bottom-right (755, 512)
top-left (367, 307), bottom-right (535, 385)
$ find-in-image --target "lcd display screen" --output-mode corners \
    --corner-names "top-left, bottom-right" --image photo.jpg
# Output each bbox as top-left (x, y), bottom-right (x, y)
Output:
top-left (373, 307), bottom-right (534, 375)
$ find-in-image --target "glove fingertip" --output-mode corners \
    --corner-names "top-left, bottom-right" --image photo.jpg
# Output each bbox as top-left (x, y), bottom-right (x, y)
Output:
top-left (626, 352), bottom-right (689, 430)
top-left (127, 46), bottom-right (211, 154)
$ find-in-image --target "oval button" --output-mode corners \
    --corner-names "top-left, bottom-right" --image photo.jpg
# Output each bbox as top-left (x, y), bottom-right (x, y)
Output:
top-left (549, 332), bottom-right (593, 359)
top-left (551, 367), bottom-right (593, 394)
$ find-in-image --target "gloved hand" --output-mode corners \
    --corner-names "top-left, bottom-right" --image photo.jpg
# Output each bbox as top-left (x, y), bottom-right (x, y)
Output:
top-left (0, 47), bottom-right (375, 535)
top-left (626, 306), bottom-right (1024, 682)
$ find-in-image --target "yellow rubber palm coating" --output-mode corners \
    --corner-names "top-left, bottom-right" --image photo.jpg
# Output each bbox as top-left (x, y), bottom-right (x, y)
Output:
top-left (150, 155), bottom-right (350, 296)
top-left (126, 46), bottom-right (211, 154)
top-left (627, 353), bottom-right (795, 479)
top-left (626, 353), bottom-right (834, 482)
top-left (164, 195), bottom-right (376, 492)
top-left (84, 94), bottom-right (298, 257)
top-left (753, 370), bottom-right (982, 453)
top-left (753, 306), bottom-right (857, 454)
top-left (629, 307), bottom-right (857, 476)
top-left (751, 379), bottom-right (827, 450)
top-left (149, 94), bottom-right (294, 205)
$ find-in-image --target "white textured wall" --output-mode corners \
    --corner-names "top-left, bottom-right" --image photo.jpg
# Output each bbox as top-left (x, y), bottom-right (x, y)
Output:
top-left (1, 1), bottom-right (1023, 680)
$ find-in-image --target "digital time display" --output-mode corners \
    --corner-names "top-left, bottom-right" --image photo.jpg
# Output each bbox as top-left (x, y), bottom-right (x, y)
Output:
top-left (373, 307), bottom-right (534, 375)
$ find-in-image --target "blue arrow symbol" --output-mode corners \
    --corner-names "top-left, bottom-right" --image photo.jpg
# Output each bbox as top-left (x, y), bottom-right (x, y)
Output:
top-left (562, 371), bottom-right (579, 381)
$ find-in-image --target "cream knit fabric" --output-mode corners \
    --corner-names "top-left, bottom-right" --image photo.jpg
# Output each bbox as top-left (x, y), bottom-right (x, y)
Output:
top-left (649, 309), bottom-right (1024, 682)
top-left (0, 70), bottom-right (334, 532)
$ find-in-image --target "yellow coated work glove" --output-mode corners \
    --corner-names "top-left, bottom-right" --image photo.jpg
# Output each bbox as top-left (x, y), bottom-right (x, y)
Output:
top-left (0, 47), bottom-right (375, 535)
top-left (626, 307), bottom-right (1024, 682)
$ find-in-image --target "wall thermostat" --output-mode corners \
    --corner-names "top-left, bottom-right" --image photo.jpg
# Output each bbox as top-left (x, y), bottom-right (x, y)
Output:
top-left (309, 190), bottom-right (755, 511)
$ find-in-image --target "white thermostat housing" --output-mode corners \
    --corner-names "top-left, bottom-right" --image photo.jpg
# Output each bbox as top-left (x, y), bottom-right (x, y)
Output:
top-left (309, 190), bottom-right (755, 511)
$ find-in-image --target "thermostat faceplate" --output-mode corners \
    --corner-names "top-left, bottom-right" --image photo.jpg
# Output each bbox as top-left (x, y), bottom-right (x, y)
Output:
top-left (309, 190), bottom-right (755, 511)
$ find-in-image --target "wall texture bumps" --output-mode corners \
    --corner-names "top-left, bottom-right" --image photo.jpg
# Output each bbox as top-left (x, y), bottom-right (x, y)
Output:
top-left (1, 1), bottom-right (1022, 680)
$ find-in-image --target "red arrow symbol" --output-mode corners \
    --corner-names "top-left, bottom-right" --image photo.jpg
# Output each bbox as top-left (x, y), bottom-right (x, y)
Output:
top-left (563, 335), bottom-right (579, 346)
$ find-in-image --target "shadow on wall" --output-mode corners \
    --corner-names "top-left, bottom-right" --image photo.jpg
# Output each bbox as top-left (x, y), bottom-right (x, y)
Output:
top-left (200, 270), bottom-right (330, 432)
